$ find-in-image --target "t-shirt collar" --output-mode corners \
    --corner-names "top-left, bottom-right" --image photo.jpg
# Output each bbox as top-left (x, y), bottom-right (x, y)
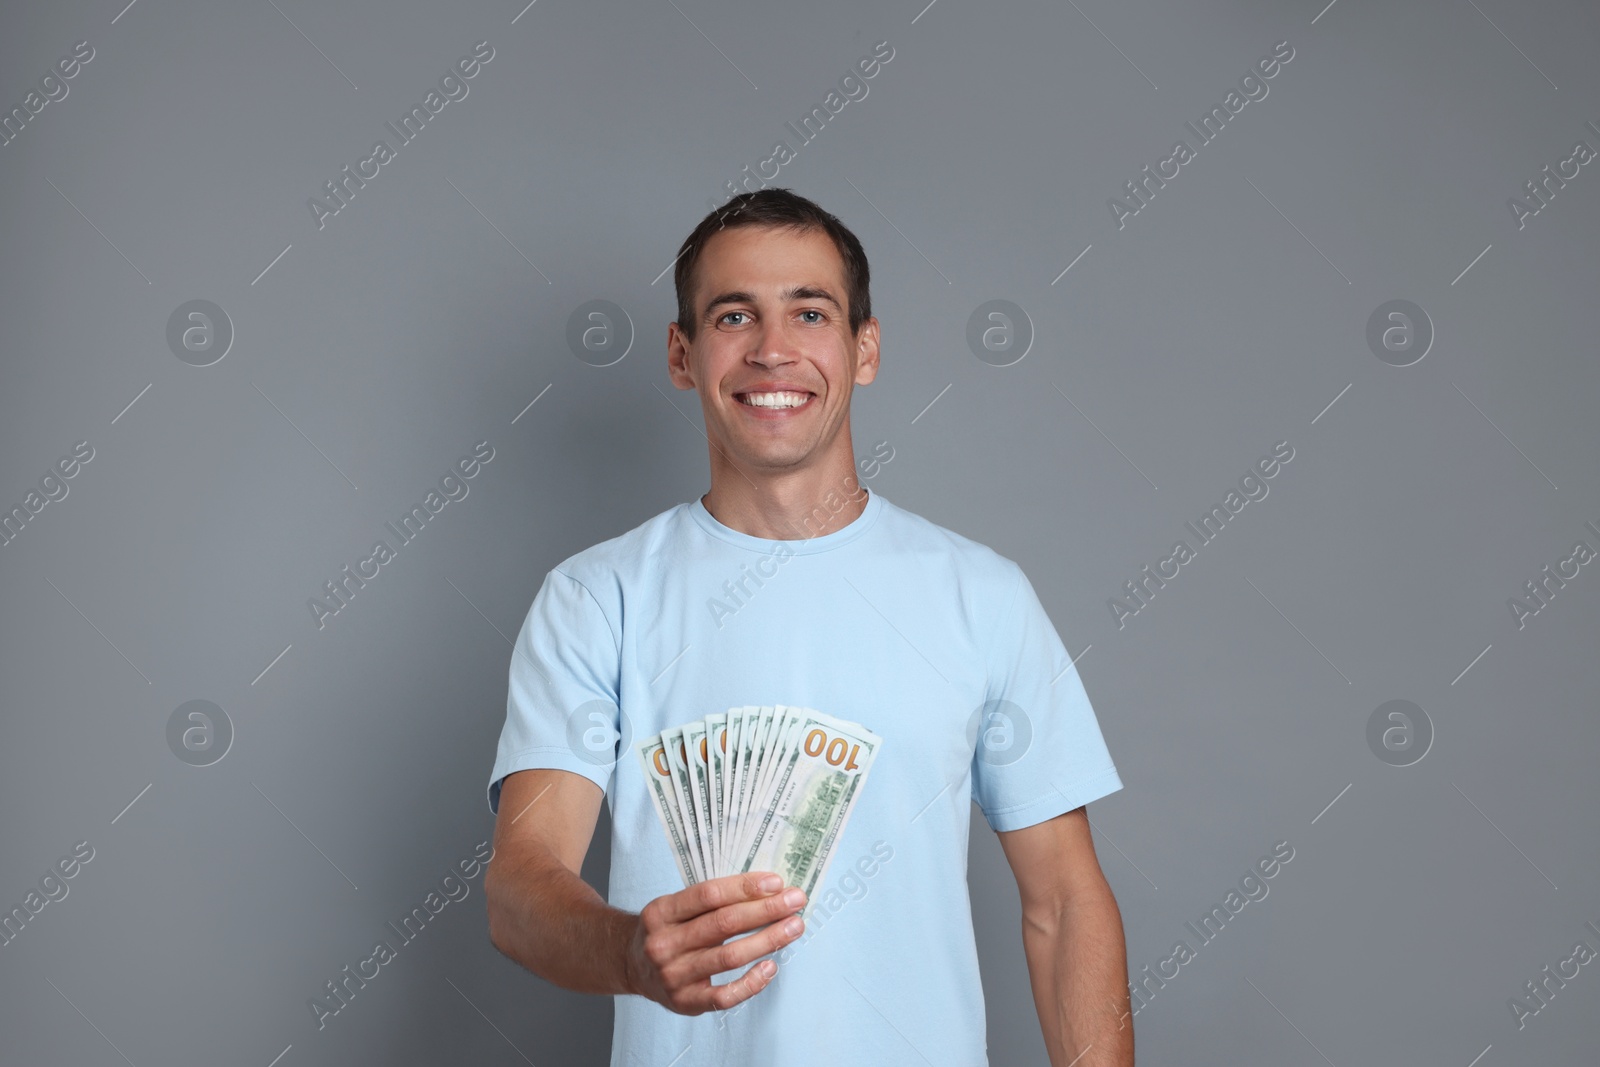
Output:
top-left (689, 485), bottom-right (884, 555)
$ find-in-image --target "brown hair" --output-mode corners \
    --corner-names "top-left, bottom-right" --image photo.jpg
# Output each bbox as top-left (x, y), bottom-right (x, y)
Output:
top-left (672, 188), bottom-right (872, 342)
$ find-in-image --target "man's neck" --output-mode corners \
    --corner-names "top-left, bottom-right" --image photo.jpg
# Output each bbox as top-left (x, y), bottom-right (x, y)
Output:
top-left (700, 459), bottom-right (869, 542)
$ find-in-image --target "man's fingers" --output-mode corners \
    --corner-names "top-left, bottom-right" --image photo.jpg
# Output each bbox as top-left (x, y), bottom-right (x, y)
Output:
top-left (676, 888), bottom-right (807, 950)
top-left (678, 911), bottom-right (804, 985)
top-left (705, 958), bottom-right (779, 1012)
top-left (650, 871), bottom-right (783, 926)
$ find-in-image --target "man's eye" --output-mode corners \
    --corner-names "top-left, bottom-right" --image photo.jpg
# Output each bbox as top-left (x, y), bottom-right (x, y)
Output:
top-left (799, 310), bottom-right (824, 324)
top-left (720, 311), bottom-right (749, 326)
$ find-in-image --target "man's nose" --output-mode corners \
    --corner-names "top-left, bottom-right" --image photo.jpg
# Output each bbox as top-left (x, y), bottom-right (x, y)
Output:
top-left (749, 318), bottom-right (804, 363)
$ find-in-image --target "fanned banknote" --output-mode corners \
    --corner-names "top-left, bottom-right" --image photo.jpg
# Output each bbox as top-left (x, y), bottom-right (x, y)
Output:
top-left (636, 705), bottom-right (881, 919)
top-left (659, 726), bottom-right (706, 883)
top-left (636, 734), bottom-right (696, 888)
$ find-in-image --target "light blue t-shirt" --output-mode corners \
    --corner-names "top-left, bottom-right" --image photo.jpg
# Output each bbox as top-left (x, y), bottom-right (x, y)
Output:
top-left (487, 488), bottom-right (1123, 1067)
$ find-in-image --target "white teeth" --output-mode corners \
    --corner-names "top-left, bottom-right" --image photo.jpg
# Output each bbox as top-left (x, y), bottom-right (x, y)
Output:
top-left (739, 391), bottom-right (810, 409)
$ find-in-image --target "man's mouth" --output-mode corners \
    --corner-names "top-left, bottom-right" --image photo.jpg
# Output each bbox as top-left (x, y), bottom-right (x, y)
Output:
top-left (735, 390), bottom-right (814, 410)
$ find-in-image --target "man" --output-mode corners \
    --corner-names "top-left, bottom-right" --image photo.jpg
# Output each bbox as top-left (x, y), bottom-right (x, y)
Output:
top-left (484, 188), bottom-right (1134, 1066)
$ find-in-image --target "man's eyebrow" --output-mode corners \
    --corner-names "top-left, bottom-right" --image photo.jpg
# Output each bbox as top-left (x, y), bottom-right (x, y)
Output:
top-left (701, 285), bottom-right (844, 320)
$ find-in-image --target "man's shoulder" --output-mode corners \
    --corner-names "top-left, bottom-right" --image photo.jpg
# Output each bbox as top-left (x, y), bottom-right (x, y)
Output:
top-left (548, 500), bottom-right (690, 591)
top-left (874, 495), bottom-right (1023, 591)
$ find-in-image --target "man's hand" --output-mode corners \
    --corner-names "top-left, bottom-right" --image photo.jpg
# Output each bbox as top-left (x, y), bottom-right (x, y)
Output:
top-left (624, 871), bottom-right (807, 1015)
top-left (485, 771), bottom-right (806, 1008)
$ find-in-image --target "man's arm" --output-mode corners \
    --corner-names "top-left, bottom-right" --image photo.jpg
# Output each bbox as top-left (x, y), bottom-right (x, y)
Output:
top-left (996, 806), bottom-right (1134, 1067)
top-left (483, 767), bottom-right (809, 1013)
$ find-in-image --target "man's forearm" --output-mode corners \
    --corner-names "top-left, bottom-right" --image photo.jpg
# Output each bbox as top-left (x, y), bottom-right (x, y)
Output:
top-left (484, 844), bottom-right (639, 996)
top-left (1020, 881), bottom-right (1134, 1067)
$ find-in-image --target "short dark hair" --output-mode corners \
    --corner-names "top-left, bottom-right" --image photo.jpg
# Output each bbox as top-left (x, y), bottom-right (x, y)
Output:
top-left (672, 188), bottom-right (872, 342)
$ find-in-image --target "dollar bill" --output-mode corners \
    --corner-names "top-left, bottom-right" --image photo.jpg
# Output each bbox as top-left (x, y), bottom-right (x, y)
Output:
top-left (681, 719), bottom-right (715, 876)
top-left (660, 726), bottom-right (707, 883)
top-left (733, 704), bottom-right (784, 865)
top-left (636, 735), bottom-right (696, 887)
top-left (705, 712), bottom-right (727, 875)
top-left (735, 708), bottom-right (881, 916)
top-left (733, 704), bottom-right (766, 862)
top-left (720, 708), bottom-right (746, 863)
top-left (741, 704), bottom-right (797, 856)
top-left (639, 705), bottom-right (881, 904)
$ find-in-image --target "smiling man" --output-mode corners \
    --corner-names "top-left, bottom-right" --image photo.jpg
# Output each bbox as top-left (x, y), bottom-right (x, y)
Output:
top-left (483, 188), bottom-right (1134, 1066)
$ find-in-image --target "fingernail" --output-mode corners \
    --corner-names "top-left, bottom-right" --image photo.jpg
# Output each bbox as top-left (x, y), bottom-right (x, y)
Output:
top-left (757, 874), bottom-right (782, 892)
top-left (784, 917), bottom-right (803, 936)
top-left (782, 888), bottom-right (804, 908)
top-left (762, 960), bottom-right (777, 976)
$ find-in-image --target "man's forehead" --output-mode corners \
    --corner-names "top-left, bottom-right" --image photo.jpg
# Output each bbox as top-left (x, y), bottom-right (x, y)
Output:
top-left (702, 226), bottom-right (838, 270)
top-left (700, 284), bottom-right (844, 319)
top-left (696, 227), bottom-right (846, 308)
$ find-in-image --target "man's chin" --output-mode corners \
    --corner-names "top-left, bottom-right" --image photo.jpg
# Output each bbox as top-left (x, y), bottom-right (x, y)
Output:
top-left (725, 446), bottom-right (816, 474)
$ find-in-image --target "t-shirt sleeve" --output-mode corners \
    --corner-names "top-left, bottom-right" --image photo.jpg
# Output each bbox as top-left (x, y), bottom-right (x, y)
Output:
top-left (970, 563), bottom-right (1123, 832)
top-left (486, 567), bottom-right (623, 814)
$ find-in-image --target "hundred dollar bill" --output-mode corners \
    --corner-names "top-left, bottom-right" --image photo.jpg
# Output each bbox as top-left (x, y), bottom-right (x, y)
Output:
top-left (726, 705), bottom-right (761, 865)
top-left (661, 726), bottom-right (707, 883)
top-left (748, 710), bottom-right (800, 857)
top-left (681, 719), bottom-right (716, 877)
top-left (735, 708), bottom-right (881, 916)
top-left (733, 705), bottom-right (785, 866)
top-left (705, 712), bottom-right (728, 875)
top-left (721, 706), bottom-right (747, 866)
top-left (729, 706), bottom-right (755, 859)
top-left (637, 735), bottom-right (697, 888)
top-left (722, 706), bottom-right (756, 868)
top-left (741, 704), bottom-right (799, 860)
top-left (726, 710), bottom-right (748, 870)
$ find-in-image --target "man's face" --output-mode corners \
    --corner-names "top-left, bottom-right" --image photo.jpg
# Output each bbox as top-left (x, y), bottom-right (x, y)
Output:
top-left (668, 224), bottom-right (879, 475)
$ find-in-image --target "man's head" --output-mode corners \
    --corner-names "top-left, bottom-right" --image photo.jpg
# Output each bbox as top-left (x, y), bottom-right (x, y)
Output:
top-left (672, 190), bottom-right (873, 342)
top-left (667, 189), bottom-right (880, 479)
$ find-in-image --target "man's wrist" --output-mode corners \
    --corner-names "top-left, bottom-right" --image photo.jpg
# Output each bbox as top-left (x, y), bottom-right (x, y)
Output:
top-left (616, 910), bottom-right (645, 998)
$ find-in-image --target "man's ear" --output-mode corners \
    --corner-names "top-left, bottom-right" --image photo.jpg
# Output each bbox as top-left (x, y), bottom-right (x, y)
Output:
top-left (853, 317), bottom-right (881, 386)
top-left (666, 323), bottom-right (697, 391)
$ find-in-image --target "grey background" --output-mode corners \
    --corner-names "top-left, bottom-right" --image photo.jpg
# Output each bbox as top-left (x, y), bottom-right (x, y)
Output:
top-left (2, 0), bottom-right (1597, 1064)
